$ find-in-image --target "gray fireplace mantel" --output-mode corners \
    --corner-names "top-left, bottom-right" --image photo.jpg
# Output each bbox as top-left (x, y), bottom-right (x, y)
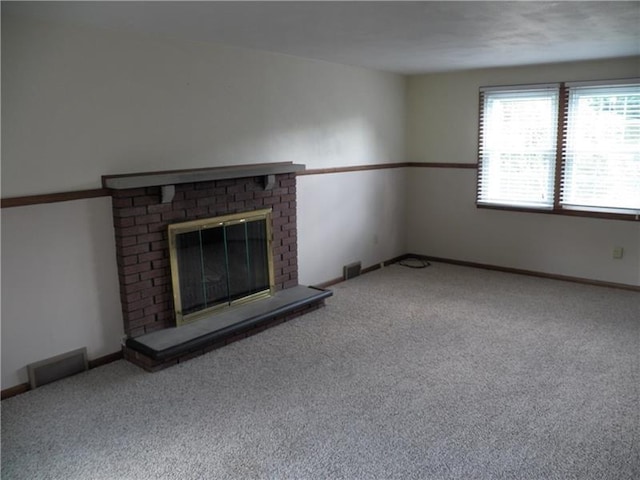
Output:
top-left (102, 162), bottom-right (306, 190)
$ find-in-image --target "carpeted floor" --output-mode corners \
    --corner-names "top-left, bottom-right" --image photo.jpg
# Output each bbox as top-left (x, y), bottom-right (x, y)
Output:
top-left (2, 263), bottom-right (639, 479)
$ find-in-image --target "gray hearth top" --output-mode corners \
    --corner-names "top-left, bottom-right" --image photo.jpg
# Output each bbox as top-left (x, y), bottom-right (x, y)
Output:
top-left (126, 285), bottom-right (332, 360)
top-left (102, 162), bottom-right (305, 189)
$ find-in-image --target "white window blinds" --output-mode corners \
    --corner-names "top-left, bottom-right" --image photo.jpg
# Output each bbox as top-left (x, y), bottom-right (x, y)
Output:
top-left (478, 85), bottom-right (559, 209)
top-left (561, 81), bottom-right (640, 214)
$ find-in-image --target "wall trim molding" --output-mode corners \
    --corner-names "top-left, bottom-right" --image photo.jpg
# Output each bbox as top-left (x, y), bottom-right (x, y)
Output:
top-left (1, 349), bottom-right (123, 400)
top-left (1, 188), bottom-right (110, 209)
top-left (410, 254), bottom-right (640, 292)
top-left (0, 383), bottom-right (29, 400)
top-left (87, 350), bottom-right (124, 369)
top-left (406, 162), bottom-right (478, 169)
top-left (1, 163), bottom-right (479, 208)
top-left (315, 252), bottom-right (639, 291)
top-left (299, 162), bottom-right (477, 176)
top-left (313, 254), bottom-right (410, 288)
top-left (298, 163), bottom-right (407, 176)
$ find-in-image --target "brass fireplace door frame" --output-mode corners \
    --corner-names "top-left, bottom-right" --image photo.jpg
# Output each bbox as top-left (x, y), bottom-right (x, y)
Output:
top-left (168, 208), bottom-right (275, 326)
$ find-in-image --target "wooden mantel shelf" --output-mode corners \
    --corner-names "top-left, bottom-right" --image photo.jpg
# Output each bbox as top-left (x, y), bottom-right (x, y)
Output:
top-left (102, 162), bottom-right (306, 190)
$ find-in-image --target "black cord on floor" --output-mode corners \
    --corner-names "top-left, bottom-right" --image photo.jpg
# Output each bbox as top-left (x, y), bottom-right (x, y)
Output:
top-left (398, 257), bottom-right (431, 269)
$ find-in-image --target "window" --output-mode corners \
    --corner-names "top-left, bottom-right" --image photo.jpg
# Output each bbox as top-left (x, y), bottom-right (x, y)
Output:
top-left (477, 79), bottom-right (640, 219)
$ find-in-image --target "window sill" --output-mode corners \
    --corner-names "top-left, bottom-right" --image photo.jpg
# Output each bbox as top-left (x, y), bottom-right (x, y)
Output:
top-left (477, 204), bottom-right (640, 222)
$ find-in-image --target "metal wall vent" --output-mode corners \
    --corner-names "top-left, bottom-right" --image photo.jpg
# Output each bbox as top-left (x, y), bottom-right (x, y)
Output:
top-left (343, 261), bottom-right (362, 280)
top-left (27, 347), bottom-right (88, 389)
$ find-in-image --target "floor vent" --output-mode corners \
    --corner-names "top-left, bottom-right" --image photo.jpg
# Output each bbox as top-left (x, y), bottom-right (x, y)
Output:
top-left (27, 347), bottom-right (88, 389)
top-left (343, 261), bottom-right (362, 280)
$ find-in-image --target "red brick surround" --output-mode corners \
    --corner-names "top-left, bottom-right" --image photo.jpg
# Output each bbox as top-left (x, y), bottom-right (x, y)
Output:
top-left (111, 173), bottom-right (298, 337)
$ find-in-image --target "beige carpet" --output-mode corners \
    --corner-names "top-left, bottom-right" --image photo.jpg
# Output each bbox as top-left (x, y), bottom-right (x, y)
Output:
top-left (2, 262), bottom-right (639, 479)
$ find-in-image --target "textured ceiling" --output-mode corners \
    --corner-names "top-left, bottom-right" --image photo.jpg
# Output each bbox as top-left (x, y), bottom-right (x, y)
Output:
top-left (4, 1), bottom-right (639, 74)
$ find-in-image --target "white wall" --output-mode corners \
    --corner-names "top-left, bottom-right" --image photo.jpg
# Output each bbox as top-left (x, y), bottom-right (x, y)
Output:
top-left (2, 15), bottom-right (404, 197)
top-left (1, 15), bottom-right (406, 389)
top-left (298, 169), bottom-right (407, 286)
top-left (406, 169), bottom-right (640, 285)
top-left (406, 58), bottom-right (640, 286)
top-left (1, 199), bottom-right (124, 388)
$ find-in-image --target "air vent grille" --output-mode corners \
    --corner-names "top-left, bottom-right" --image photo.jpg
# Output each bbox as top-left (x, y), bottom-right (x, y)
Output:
top-left (27, 348), bottom-right (88, 389)
top-left (343, 261), bottom-right (362, 280)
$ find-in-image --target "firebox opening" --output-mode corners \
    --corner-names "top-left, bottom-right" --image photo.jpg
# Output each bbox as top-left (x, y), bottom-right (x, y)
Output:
top-left (168, 209), bottom-right (275, 326)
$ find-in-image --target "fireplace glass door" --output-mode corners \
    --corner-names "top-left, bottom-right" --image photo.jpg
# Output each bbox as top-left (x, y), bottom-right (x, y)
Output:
top-left (168, 209), bottom-right (274, 326)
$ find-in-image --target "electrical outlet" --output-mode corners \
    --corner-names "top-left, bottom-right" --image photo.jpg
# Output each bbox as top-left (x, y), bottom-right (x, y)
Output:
top-left (613, 247), bottom-right (624, 259)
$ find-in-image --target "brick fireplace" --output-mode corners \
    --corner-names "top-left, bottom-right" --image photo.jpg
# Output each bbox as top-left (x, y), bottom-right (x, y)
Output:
top-left (103, 163), bottom-right (331, 371)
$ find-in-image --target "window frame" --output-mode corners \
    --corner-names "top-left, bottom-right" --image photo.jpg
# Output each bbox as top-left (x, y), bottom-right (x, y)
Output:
top-left (476, 78), bottom-right (640, 222)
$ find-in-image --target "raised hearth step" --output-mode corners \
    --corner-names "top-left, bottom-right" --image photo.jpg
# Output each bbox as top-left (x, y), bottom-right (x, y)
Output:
top-left (126, 285), bottom-right (332, 361)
